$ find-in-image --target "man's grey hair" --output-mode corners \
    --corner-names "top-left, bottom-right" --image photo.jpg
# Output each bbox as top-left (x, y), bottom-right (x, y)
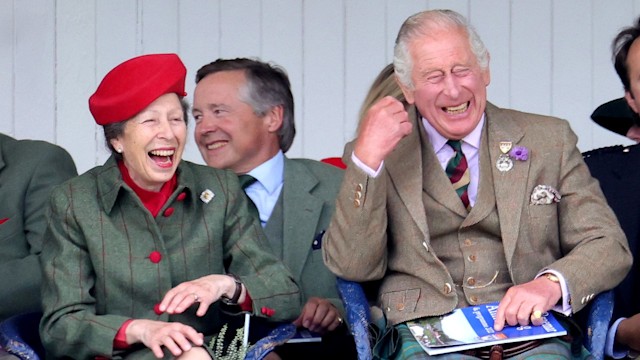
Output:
top-left (393, 9), bottom-right (489, 89)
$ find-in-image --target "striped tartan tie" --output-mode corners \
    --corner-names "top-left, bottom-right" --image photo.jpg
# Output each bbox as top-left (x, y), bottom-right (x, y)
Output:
top-left (445, 140), bottom-right (471, 209)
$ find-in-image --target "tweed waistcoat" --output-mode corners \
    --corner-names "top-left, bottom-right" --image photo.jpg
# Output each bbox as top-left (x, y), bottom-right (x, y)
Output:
top-left (419, 123), bottom-right (512, 308)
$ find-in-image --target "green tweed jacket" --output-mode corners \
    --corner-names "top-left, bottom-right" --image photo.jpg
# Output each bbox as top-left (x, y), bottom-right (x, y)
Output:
top-left (0, 133), bottom-right (76, 321)
top-left (277, 157), bottom-right (345, 313)
top-left (39, 156), bottom-right (301, 359)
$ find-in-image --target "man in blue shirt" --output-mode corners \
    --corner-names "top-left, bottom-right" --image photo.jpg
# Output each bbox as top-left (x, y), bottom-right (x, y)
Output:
top-left (192, 58), bottom-right (354, 359)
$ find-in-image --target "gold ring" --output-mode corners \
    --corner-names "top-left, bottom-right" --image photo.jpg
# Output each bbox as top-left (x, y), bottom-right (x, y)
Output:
top-left (192, 293), bottom-right (200, 303)
top-left (532, 310), bottom-right (542, 319)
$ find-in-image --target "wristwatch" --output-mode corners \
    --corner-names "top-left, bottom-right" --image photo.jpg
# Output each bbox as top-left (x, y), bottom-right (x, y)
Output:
top-left (221, 274), bottom-right (243, 305)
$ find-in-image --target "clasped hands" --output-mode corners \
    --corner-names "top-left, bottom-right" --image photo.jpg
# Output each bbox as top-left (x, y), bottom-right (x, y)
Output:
top-left (126, 274), bottom-right (240, 358)
top-left (493, 275), bottom-right (563, 331)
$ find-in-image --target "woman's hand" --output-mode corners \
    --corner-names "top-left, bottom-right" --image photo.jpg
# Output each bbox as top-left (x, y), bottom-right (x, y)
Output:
top-left (126, 319), bottom-right (204, 358)
top-left (159, 274), bottom-right (244, 316)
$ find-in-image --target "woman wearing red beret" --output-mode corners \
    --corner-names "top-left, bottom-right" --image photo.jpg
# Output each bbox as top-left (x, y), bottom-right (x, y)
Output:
top-left (39, 53), bottom-right (301, 359)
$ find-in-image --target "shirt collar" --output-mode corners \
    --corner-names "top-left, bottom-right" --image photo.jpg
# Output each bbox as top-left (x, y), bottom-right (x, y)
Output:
top-left (421, 113), bottom-right (485, 152)
top-left (244, 151), bottom-right (284, 195)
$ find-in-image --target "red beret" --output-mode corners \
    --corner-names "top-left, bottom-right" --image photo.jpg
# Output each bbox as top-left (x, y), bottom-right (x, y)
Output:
top-left (89, 53), bottom-right (187, 125)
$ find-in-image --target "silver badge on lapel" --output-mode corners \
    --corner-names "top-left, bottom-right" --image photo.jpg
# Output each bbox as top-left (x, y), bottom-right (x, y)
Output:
top-left (496, 141), bottom-right (513, 172)
top-left (200, 189), bottom-right (214, 204)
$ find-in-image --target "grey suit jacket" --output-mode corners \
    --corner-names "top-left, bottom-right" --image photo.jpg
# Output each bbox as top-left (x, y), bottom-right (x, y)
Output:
top-left (323, 102), bottom-right (632, 325)
top-left (0, 133), bottom-right (76, 321)
top-left (278, 157), bottom-right (344, 313)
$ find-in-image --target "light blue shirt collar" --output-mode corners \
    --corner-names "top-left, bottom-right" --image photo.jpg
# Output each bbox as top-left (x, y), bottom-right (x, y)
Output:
top-left (242, 151), bottom-right (284, 227)
top-left (244, 151), bottom-right (284, 195)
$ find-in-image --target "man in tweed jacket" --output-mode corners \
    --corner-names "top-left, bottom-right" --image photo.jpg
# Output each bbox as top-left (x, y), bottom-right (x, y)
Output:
top-left (323, 9), bottom-right (632, 359)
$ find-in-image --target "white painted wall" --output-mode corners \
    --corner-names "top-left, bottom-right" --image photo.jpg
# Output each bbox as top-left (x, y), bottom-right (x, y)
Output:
top-left (2, 0), bottom-right (640, 173)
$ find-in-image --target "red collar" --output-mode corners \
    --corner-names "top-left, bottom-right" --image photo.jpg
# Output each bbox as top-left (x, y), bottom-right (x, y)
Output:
top-left (117, 161), bottom-right (177, 217)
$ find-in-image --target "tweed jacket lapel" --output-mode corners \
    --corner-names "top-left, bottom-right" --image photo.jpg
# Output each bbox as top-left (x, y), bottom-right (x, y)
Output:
top-left (385, 108), bottom-right (430, 241)
top-left (484, 102), bottom-right (528, 267)
top-left (281, 157), bottom-right (323, 280)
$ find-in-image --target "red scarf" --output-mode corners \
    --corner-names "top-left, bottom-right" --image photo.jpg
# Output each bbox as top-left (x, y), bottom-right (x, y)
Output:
top-left (117, 161), bottom-right (177, 217)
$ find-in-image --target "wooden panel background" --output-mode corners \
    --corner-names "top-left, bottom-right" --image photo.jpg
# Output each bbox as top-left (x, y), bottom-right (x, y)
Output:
top-left (2, 0), bottom-right (640, 173)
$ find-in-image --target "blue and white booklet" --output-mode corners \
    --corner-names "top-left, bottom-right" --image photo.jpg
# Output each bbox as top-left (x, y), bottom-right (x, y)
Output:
top-left (406, 302), bottom-right (567, 355)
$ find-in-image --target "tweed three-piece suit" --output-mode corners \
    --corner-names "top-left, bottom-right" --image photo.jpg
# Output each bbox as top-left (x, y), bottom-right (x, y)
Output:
top-left (323, 102), bottom-right (632, 327)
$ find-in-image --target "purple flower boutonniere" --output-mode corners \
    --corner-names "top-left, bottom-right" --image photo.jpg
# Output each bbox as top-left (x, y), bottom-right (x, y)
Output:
top-left (509, 146), bottom-right (529, 161)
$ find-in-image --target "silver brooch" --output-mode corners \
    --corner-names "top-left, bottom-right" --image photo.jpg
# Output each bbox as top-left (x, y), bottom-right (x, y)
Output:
top-left (496, 141), bottom-right (514, 172)
top-left (200, 189), bottom-right (215, 204)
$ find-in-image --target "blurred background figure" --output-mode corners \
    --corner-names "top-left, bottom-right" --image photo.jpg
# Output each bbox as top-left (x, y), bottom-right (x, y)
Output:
top-left (0, 132), bottom-right (76, 359)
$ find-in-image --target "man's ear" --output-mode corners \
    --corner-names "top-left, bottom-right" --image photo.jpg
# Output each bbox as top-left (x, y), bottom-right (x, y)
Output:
top-left (396, 77), bottom-right (415, 105)
top-left (265, 105), bottom-right (284, 133)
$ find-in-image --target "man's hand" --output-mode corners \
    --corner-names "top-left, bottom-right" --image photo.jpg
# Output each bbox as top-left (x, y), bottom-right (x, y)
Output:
top-left (292, 297), bottom-right (342, 334)
top-left (493, 276), bottom-right (562, 331)
top-left (354, 96), bottom-right (412, 169)
top-left (616, 313), bottom-right (640, 352)
top-left (126, 319), bottom-right (204, 358)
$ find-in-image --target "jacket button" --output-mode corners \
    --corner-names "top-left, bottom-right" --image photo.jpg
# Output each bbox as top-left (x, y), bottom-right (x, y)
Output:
top-left (355, 190), bottom-right (362, 199)
top-left (149, 251), bottom-right (162, 263)
top-left (470, 295), bottom-right (478, 304)
top-left (396, 303), bottom-right (405, 311)
top-left (154, 303), bottom-right (163, 315)
top-left (467, 277), bottom-right (476, 286)
top-left (177, 192), bottom-right (187, 201)
top-left (443, 283), bottom-right (452, 294)
top-left (467, 254), bottom-right (477, 262)
top-left (163, 207), bottom-right (175, 217)
top-left (354, 198), bottom-right (361, 207)
top-left (356, 183), bottom-right (363, 192)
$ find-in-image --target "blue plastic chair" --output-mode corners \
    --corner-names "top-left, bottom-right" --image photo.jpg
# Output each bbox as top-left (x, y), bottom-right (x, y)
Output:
top-left (0, 312), bottom-right (44, 360)
top-left (582, 289), bottom-right (614, 360)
